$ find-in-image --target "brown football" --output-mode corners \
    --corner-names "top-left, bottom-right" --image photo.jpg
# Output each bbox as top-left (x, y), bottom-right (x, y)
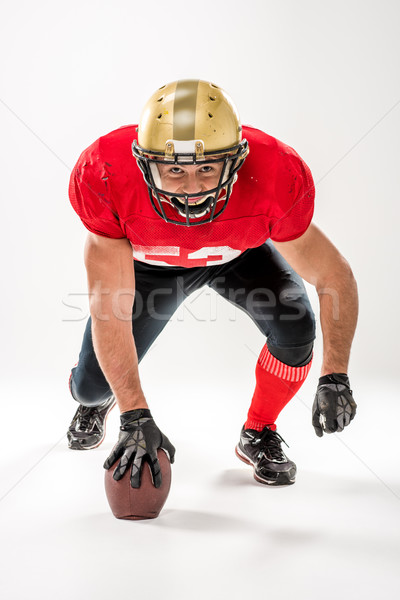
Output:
top-left (104, 449), bottom-right (172, 520)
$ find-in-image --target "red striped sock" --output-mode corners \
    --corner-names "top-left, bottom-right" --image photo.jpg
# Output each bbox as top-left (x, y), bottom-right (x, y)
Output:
top-left (245, 344), bottom-right (313, 431)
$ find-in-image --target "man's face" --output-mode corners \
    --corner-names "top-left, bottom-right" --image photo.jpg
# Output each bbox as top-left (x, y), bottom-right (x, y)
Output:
top-left (157, 162), bottom-right (224, 205)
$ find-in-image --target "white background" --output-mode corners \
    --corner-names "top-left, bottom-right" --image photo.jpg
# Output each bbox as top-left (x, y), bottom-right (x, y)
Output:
top-left (1, 1), bottom-right (399, 599)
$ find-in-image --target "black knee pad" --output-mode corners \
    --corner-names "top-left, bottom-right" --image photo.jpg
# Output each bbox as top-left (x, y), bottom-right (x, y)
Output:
top-left (267, 341), bottom-right (314, 367)
top-left (69, 367), bottom-right (112, 407)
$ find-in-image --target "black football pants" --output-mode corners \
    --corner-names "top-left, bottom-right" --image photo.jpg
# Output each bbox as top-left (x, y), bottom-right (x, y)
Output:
top-left (69, 240), bottom-right (316, 407)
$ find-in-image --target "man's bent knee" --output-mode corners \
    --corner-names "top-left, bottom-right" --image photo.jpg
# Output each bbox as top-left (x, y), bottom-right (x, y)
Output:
top-left (267, 340), bottom-right (314, 367)
top-left (69, 369), bottom-right (112, 407)
top-left (268, 296), bottom-right (316, 350)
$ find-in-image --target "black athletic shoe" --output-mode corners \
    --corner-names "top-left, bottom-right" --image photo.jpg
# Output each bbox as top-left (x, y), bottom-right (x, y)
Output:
top-left (235, 425), bottom-right (296, 486)
top-left (67, 396), bottom-right (116, 450)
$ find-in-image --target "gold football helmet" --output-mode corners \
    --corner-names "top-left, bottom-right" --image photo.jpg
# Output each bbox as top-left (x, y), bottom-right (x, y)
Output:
top-left (132, 79), bottom-right (249, 226)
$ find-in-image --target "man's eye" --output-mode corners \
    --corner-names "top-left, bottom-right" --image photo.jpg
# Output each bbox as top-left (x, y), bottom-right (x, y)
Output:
top-left (170, 167), bottom-right (182, 174)
top-left (200, 166), bottom-right (213, 173)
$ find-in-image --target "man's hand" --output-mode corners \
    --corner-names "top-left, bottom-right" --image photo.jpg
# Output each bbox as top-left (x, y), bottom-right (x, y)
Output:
top-left (103, 408), bottom-right (175, 488)
top-left (312, 373), bottom-right (357, 437)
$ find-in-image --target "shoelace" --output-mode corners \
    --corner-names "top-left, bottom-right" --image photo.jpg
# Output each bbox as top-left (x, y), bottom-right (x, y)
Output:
top-left (255, 427), bottom-right (289, 461)
top-left (77, 405), bottom-right (98, 431)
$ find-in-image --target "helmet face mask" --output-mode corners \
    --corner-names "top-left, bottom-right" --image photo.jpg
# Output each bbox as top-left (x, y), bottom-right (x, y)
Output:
top-left (132, 140), bottom-right (248, 225)
top-left (132, 79), bottom-right (249, 226)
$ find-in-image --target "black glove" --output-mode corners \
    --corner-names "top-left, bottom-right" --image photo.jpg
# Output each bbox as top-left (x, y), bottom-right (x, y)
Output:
top-left (312, 373), bottom-right (357, 437)
top-left (103, 408), bottom-right (175, 488)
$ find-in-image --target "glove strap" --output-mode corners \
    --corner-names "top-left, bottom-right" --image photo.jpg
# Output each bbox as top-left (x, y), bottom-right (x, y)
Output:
top-left (318, 373), bottom-right (349, 387)
top-left (120, 408), bottom-right (152, 427)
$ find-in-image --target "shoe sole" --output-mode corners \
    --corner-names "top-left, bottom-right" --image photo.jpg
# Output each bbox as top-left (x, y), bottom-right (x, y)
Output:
top-left (68, 398), bottom-right (117, 451)
top-left (235, 445), bottom-right (296, 486)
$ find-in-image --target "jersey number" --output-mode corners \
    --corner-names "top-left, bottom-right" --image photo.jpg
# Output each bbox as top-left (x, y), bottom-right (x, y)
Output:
top-left (131, 245), bottom-right (242, 267)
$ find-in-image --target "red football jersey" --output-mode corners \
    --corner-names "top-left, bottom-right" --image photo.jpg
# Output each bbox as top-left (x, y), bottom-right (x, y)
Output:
top-left (69, 125), bottom-right (314, 268)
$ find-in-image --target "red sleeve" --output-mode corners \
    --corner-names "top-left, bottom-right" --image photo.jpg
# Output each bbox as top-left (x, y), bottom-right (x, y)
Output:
top-left (269, 153), bottom-right (315, 242)
top-left (68, 140), bottom-right (125, 239)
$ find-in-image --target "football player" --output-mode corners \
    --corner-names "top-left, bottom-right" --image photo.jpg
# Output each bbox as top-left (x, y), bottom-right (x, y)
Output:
top-left (67, 80), bottom-right (358, 487)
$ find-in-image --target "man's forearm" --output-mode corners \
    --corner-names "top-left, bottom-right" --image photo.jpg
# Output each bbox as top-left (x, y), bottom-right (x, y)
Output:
top-left (317, 266), bottom-right (359, 376)
top-left (91, 317), bottom-right (148, 412)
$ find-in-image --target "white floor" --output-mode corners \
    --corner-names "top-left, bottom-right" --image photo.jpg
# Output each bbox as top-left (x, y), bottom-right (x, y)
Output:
top-left (1, 374), bottom-right (399, 600)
